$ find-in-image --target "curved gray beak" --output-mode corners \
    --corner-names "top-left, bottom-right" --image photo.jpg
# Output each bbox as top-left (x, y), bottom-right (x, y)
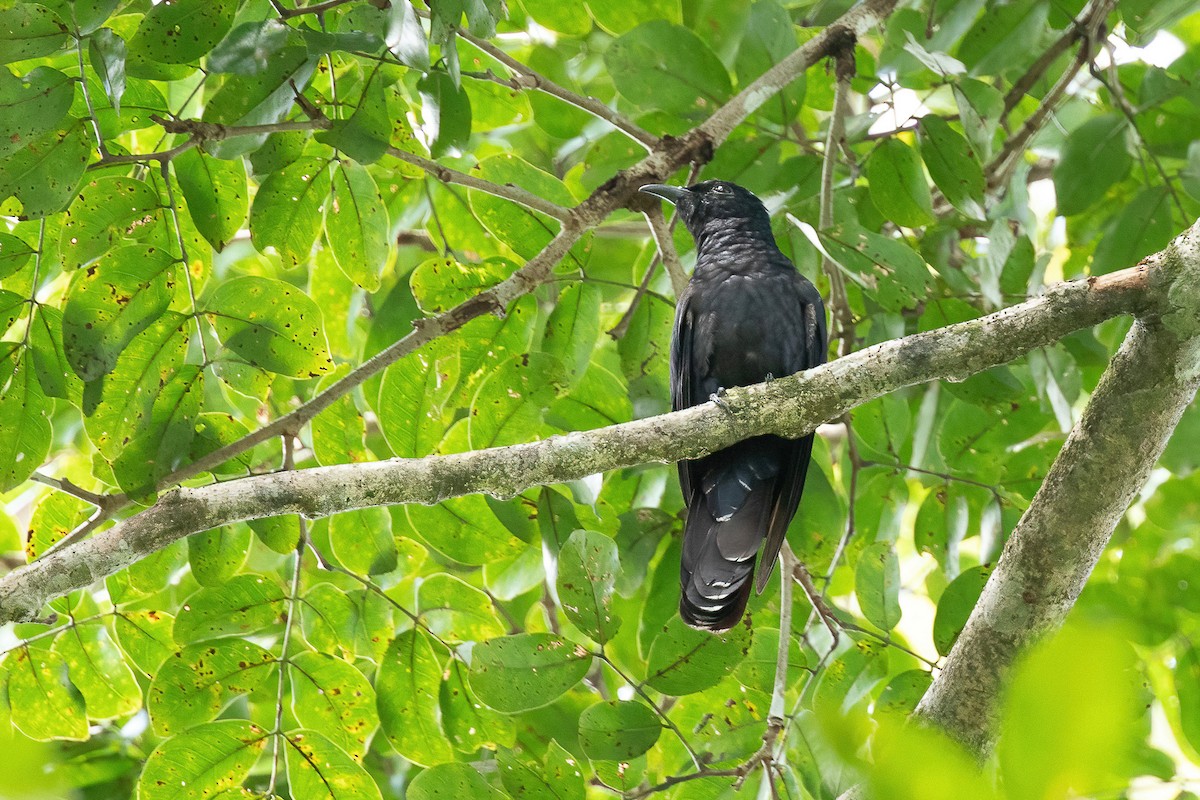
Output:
top-left (640, 184), bottom-right (689, 205)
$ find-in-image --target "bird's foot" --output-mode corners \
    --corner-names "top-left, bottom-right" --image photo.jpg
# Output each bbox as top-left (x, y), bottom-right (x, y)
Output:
top-left (764, 372), bottom-right (775, 383)
top-left (708, 387), bottom-right (731, 411)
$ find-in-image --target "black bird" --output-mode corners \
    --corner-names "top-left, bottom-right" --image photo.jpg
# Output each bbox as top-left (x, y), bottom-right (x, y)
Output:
top-left (640, 180), bottom-right (827, 632)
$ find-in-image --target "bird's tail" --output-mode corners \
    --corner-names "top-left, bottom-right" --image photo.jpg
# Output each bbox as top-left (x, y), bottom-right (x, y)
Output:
top-left (678, 477), bottom-right (773, 632)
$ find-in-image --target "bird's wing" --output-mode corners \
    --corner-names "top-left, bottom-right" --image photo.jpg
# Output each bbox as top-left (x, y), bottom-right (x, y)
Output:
top-left (754, 287), bottom-right (828, 593)
top-left (670, 285), bottom-right (697, 501)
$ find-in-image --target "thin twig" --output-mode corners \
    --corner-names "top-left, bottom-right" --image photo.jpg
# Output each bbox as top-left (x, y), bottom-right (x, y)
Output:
top-left (820, 46), bottom-right (856, 356)
top-left (644, 205), bottom-right (688, 297)
top-left (386, 144), bottom-right (572, 221)
top-left (793, 561), bottom-right (840, 643)
top-left (986, 0), bottom-right (1117, 194)
top-left (29, 473), bottom-right (106, 507)
top-left (161, 161), bottom-right (209, 363)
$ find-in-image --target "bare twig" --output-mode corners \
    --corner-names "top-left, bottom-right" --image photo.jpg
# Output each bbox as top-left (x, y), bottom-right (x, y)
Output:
top-left (29, 473), bottom-right (106, 507)
top-left (644, 205), bottom-right (688, 297)
top-left (986, 0), bottom-right (1117, 193)
top-left (385, 144), bottom-right (573, 221)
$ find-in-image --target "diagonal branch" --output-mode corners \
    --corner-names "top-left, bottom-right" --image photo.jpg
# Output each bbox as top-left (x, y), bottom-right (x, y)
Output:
top-left (0, 249), bottom-right (1170, 624)
top-left (834, 223), bottom-right (1200, 800)
top-left (47, 0), bottom-right (904, 545)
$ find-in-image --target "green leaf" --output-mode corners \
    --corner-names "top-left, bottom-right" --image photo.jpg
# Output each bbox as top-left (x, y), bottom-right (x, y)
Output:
top-left (52, 623), bottom-right (141, 720)
top-left (0, 289), bottom-right (24, 335)
top-left (733, 626), bottom-right (805, 695)
top-left (918, 116), bottom-right (985, 219)
top-left (468, 633), bottom-right (591, 713)
top-left (541, 283), bottom-right (601, 389)
top-left (129, 0), bottom-right (237, 64)
top-left (0, 120), bottom-right (91, 218)
top-left (300, 583), bottom-right (394, 661)
top-left (147, 640), bottom-right (275, 736)
top-left (328, 507), bottom-right (396, 576)
top-left (867, 139), bottom-right (935, 227)
top-left (0, 4), bottom-right (69, 64)
top-left (409, 255), bottom-right (512, 314)
top-left (289, 651), bottom-right (379, 760)
top-left (312, 373), bottom-right (368, 465)
top-left (207, 275), bottom-right (334, 378)
top-left (578, 700), bottom-right (661, 761)
top-left (59, 175), bottom-right (162, 270)
top-left (932, 565), bottom-right (991, 656)
top-left (248, 514), bottom-right (302, 554)
top-left (1053, 115), bottom-right (1132, 216)
top-left (189, 412), bottom-right (256, 476)
top-left (556, 529), bottom-right (622, 644)
top-left (82, 311), bottom-right (188, 458)
top-left (187, 525), bottom-right (251, 587)
top-left (172, 573), bottom-right (287, 643)
top-left (876, 669), bottom-right (933, 718)
top-left (109, 363), bottom-right (204, 496)
top-left (645, 616), bottom-right (750, 696)
top-left (439, 657), bottom-right (516, 753)
top-left (249, 156), bottom-right (332, 266)
top-left (855, 541), bottom-right (902, 631)
top-left (207, 20), bottom-right (294, 75)
top-left (378, 343), bottom-right (461, 458)
top-left (998, 624), bottom-right (1139, 799)
top-left (0, 231), bottom-right (35, 279)
top-left (112, 609), bottom-right (175, 676)
top-left (418, 573), bottom-right (506, 642)
top-left (408, 762), bottom-right (508, 800)
top-left (406, 496), bottom-right (524, 565)
top-left (417, 72), bottom-right (471, 158)
top-left (4, 647), bottom-right (88, 740)
top-left (605, 21), bottom-right (731, 117)
top-left (496, 747), bottom-right (569, 800)
top-left (1091, 186), bottom-right (1176, 275)
top-left (62, 244), bottom-right (178, 381)
top-left (138, 720), bottom-right (267, 800)
top-left (735, 0), bottom-right (803, 125)
top-left (386, 0), bottom-right (430, 71)
top-left (315, 75), bottom-right (392, 164)
top-left (468, 351), bottom-right (568, 449)
top-left (1176, 641), bottom-right (1200, 755)
top-left (377, 629), bottom-right (455, 767)
top-left (0, 66), bottom-right (74, 159)
top-left (175, 148), bottom-right (248, 251)
top-left (28, 303), bottom-right (76, 399)
top-left (285, 729), bottom-right (383, 800)
top-left (0, 355), bottom-right (51, 493)
top-left (817, 225), bottom-right (931, 311)
top-left (201, 46), bottom-right (315, 159)
top-left (957, 1), bottom-right (1049, 76)
top-left (467, 154), bottom-right (574, 259)
top-left (953, 79), bottom-right (1003, 161)
top-left (326, 161), bottom-right (389, 290)
top-left (88, 28), bottom-right (126, 116)
top-left (25, 490), bottom-right (89, 561)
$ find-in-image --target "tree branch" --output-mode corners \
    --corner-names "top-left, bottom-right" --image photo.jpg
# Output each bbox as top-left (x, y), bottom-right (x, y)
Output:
top-left (0, 254), bottom-right (1164, 624)
top-left (57, 0), bottom-right (902, 526)
top-left (834, 223), bottom-right (1200, 800)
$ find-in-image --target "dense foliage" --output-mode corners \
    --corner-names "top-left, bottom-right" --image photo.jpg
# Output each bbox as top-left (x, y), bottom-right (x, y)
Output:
top-left (2, 0), bottom-right (1200, 798)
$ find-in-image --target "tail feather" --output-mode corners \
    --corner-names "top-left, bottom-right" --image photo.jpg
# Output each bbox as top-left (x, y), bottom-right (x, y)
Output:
top-left (679, 480), bottom-right (772, 632)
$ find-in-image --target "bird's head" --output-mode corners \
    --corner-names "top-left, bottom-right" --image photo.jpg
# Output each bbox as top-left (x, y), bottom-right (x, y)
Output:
top-left (639, 180), bottom-right (774, 243)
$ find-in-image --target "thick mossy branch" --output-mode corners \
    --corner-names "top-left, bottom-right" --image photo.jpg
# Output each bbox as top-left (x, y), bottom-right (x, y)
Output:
top-left (832, 222), bottom-right (1200, 800)
top-left (0, 252), bottom-right (1167, 625)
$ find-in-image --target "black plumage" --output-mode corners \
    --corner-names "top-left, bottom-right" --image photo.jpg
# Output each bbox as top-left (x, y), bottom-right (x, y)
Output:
top-left (640, 180), bottom-right (828, 632)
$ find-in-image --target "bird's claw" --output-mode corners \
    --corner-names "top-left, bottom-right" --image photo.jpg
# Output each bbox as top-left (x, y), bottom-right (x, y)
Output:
top-left (764, 372), bottom-right (775, 383)
top-left (709, 387), bottom-right (729, 410)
